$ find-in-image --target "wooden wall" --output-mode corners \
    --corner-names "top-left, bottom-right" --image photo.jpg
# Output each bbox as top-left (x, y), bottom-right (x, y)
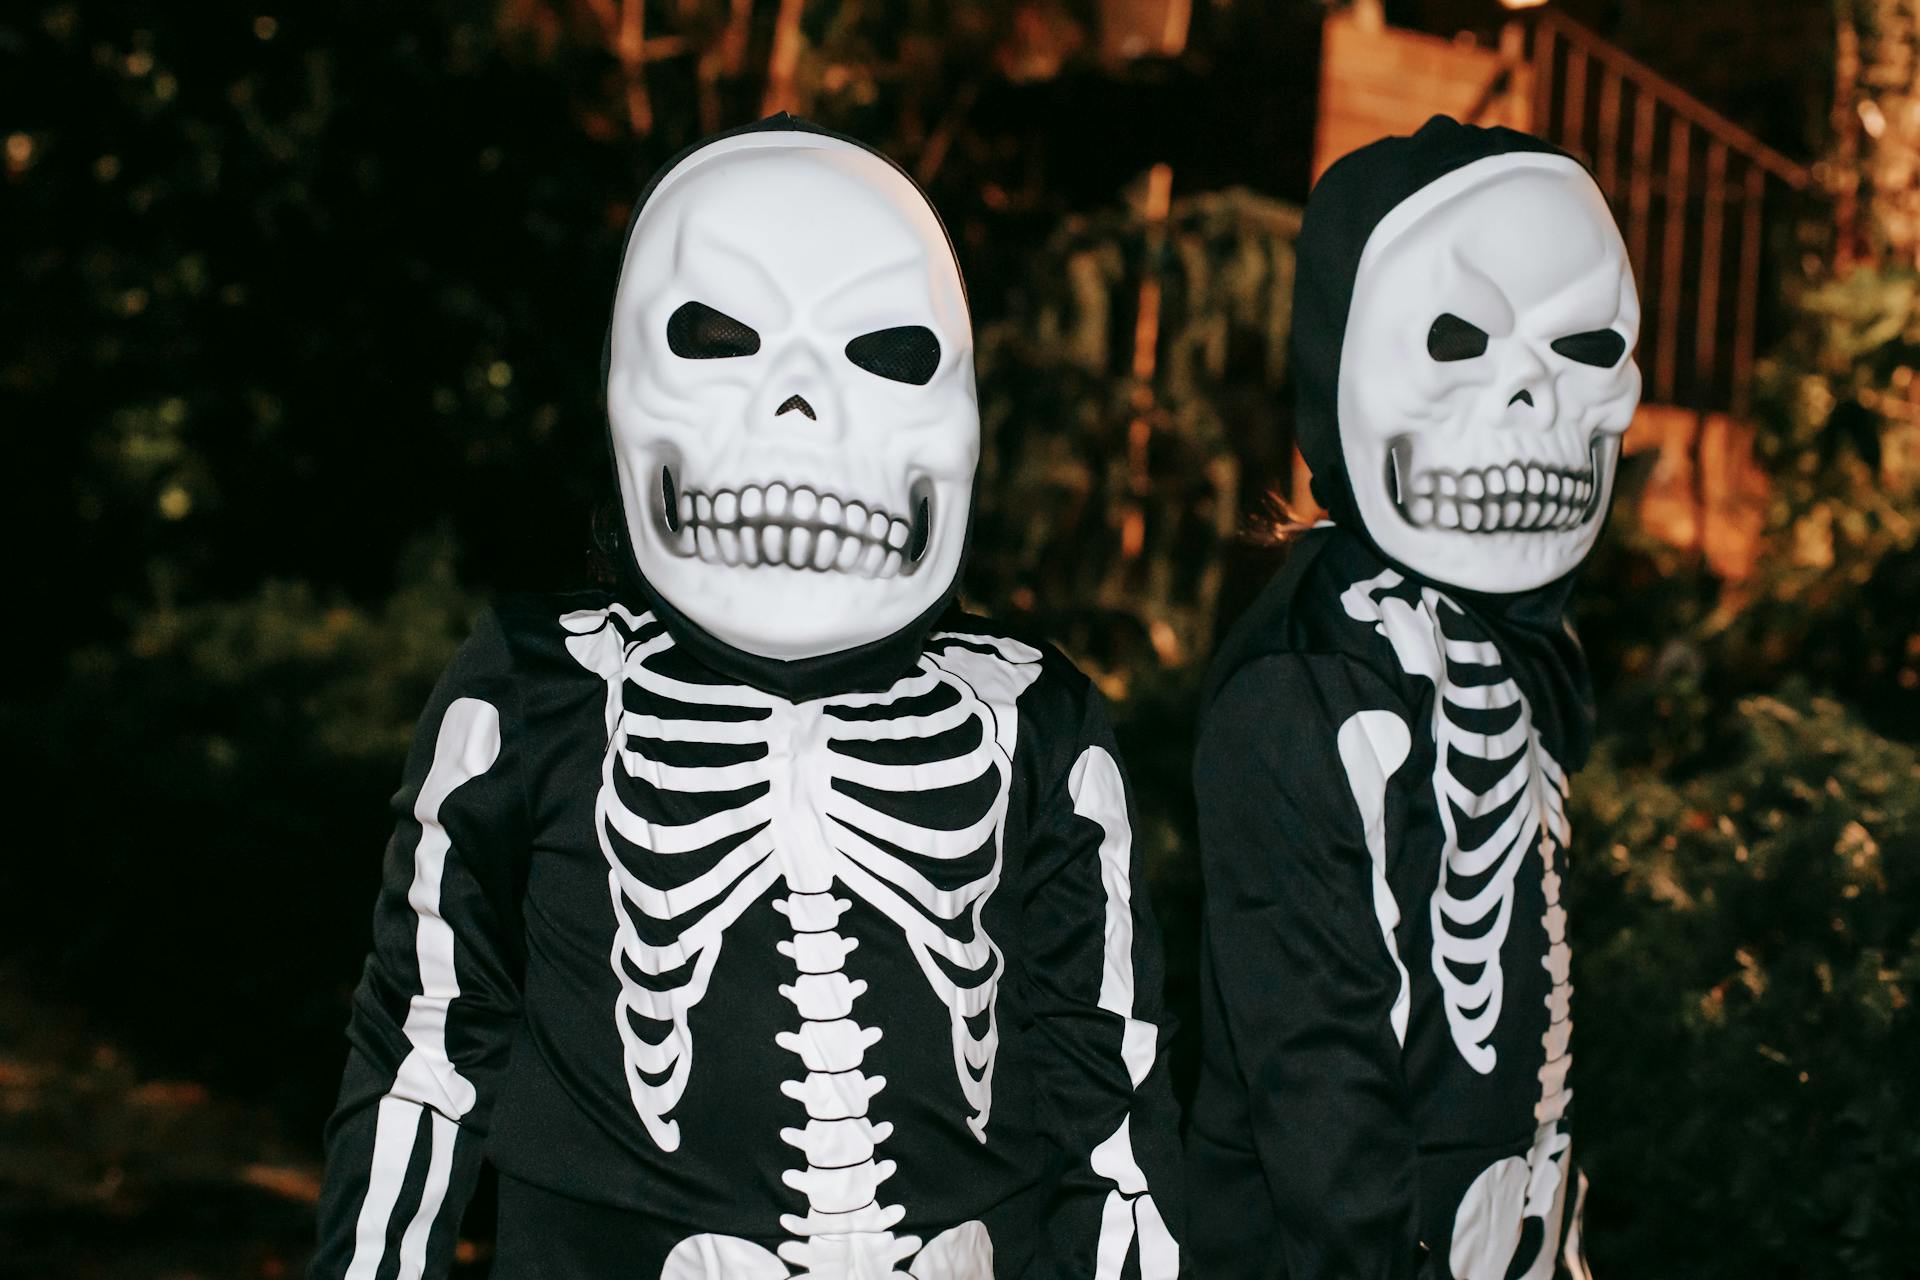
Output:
top-left (1312, 4), bottom-right (1531, 182)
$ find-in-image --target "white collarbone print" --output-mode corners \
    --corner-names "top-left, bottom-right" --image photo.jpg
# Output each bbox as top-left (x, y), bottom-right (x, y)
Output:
top-left (563, 603), bottom-right (1041, 1279)
top-left (1339, 568), bottom-right (1574, 1280)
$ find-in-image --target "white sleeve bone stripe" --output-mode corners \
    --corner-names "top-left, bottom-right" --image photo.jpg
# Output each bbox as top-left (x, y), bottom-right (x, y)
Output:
top-left (1337, 710), bottom-right (1415, 1046)
top-left (342, 1101), bottom-right (458, 1280)
top-left (391, 695), bottom-right (502, 1119)
top-left (346, 696), bottom-right (502, 1280)
top-left (1068, 745), bottom-right (1180, 1280)
top-left (1068, 746), bottom-right (1157, 1086)
top-left (343, 1097), bottom-right (426, 1280)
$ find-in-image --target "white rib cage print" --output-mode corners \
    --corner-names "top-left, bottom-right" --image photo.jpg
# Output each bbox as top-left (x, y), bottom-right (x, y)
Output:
top-left (1340, 568), bottom-right (1576, 1279)
top-left (1340, 568), bottom-right (1570, 1073)
top-left (563, 604), bottom-right (1040, 1277)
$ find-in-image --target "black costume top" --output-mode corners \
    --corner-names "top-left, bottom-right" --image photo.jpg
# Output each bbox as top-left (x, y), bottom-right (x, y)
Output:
top-left (310, 116), bottom-right (1183, 1280)
top-left (1185, 119), bottom-right (1599, 1280)
top-left (309, 595), bottom-right (1184, 1279)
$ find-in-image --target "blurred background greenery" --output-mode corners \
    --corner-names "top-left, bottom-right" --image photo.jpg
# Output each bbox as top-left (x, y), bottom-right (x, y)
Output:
top-left (3, 0), bottom-right (1917, 1276)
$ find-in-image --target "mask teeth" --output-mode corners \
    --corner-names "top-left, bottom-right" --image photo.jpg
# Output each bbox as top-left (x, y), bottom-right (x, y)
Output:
top-left (667, 481), bottom-right (918, 578)
top-left (661, 466), bottom-right (682, 534)
top-left (1394, 454), bottom-right (1604, 534)
top-left (1586, 434), bottom-right (1619, 522)
top-left (906, 481), bottom-right (933, 563)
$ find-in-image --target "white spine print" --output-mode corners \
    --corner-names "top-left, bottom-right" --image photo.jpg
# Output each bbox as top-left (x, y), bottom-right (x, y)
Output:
top-left (565, 607), bottom-right (1039, 1279)
top-left (771, 882), bottom-right (912, 1273)
top-left (1339, 570), bottom-right (1576, 1280)
top-left (1523, 755), bottom-right (1575, 1278)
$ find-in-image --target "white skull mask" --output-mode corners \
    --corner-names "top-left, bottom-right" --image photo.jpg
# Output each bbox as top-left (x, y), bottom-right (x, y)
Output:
top-left (607, 132), bottom-right (975, 660)
top-left (1338, 153), bottom-right (1642, 594)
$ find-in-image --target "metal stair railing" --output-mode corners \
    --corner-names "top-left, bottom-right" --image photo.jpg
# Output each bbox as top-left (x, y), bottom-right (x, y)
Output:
top-left (1490, 9), bottom-right (1810, 419)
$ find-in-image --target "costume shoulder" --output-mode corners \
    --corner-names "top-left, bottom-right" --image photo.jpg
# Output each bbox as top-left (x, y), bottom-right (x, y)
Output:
top-left (491, 586), bottom-right (623, 634)
top-left (483, 587), bottom-right (645, 681)
top-left (1201, 528), bottom-right (1422, 715)
top-left (931, 608), bottom-right (1096, 692)
top-left (928, 609), bottom-right (1107, 767)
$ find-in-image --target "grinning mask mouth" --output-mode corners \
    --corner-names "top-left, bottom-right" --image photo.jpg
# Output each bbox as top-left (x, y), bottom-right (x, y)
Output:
top-left (1384, 434), bottom-right (1618, 535)
top-left (656, 468), bottom-right (934, 578)
top-left (1337, 154), bottom-right (1642, 595)
top-left (606, 131), bottom-right (977, 661)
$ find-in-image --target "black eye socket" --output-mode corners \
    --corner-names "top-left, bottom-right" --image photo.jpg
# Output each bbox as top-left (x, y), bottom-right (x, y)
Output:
top-left (845, 325), bottom-right (942, 385)
top-left (666, 301), bottom-right (761, 359)
top-left (1550, 328), bottom-right (1628, 368)
top-left (1426, 312), bottom-right (1490, 362)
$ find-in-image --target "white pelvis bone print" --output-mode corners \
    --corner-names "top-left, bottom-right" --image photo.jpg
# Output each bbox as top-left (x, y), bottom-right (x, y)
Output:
top-left (1339, 153), bottom-right (1642, 594)
top-left (608, 131), bottom-right (975, 660)
top-left (564, 605), bottom-right (1041, 1279)
top-left (1341, 570), bottom-right (1577, 1280)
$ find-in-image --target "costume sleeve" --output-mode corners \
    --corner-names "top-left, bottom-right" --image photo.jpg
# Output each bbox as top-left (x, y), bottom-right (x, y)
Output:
top-left (1019, 677), bottom-right (1185, 1279)
top-left (310, 611), bottom-right (531, 1280)
top-left (1186, 653), bottom-right (1427, 1280)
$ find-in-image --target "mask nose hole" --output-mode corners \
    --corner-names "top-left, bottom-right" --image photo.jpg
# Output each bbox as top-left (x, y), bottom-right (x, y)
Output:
top-left (1509, 389), bottom-right (1535, 408)
top-left (775, 394), bottom-right (817, 421)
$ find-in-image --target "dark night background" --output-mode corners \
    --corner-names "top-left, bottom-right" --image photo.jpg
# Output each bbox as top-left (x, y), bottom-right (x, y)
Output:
top-left (3, 1), bottom-right (1918, 1276)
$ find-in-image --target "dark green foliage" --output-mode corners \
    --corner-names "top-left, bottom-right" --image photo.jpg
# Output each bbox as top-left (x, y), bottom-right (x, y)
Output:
top-left (972, 185), bottom-right (1300, 682)
top-left (1723, 265), bottom-right (1920, 724)
top-left (1570, 689), bottom-right (1920, 1278)
top-left (1, 0), bottom-right (634, 1147)
top-left (6, 2), bottom-right (1918, 1277)
top-left (0, 537), bottom-right (476, 1126)
top-left (967, 181), bottom-right (1302, 1106)
top-left (1563, 253), bottom-right (1920, 1278)
top-left (2, 1), bottom-right (635, 654)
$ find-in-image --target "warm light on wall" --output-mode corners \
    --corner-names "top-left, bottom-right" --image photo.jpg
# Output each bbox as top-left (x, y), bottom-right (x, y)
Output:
top-left (1499, 0), bottom-right (1550, 9)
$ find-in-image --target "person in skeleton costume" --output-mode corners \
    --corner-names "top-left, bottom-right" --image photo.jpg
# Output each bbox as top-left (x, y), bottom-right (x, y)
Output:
top-left (1184, 117), bottom-right (1640, 1278)
top-left (309, 116), bottom-right (1183, 1280)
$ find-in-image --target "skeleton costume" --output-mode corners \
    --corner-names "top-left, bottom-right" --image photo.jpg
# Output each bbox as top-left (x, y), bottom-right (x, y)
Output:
top-left (1184, 118), bottom-right (1640, 1279)
top-left (311, 117), bottom-right (1183, 1280)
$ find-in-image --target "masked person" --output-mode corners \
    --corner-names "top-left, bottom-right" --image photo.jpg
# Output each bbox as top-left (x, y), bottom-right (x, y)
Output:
top-left (309, 117), bottom-right (1183, 1280)
top-left (1185, 117), bottom-right (1640, 1279)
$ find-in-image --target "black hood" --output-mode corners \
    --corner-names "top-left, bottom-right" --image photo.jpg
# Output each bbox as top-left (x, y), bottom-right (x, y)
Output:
top-left (1289, 115), bottom-right (1607, 765)
top-left (1293, 114), bottom-right (1575, 533)
top-left (599, 114), bottom-right (972, 702)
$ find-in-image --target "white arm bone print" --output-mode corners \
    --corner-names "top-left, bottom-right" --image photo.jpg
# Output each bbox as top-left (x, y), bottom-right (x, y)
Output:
top-left (1338, 569), bottom-right (1576, 1280)
top-left (564, 606), bottom-right (1041, 1279)
top-left (1336, 710), bottom-right (1415, 1047)
top-left (1069, 746), bottom-right (1181, 1280)
top-left (344, 696), bottom-right (501, 1280)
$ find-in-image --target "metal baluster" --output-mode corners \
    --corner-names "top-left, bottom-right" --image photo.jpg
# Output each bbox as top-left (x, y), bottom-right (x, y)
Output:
top-left (1732, 164), bottom-right (1765, 420)
top-left (1595, 64), bottom-right (1623, 199)
top-left (1697, 140), bottom-right (1729, 404)
top-left (1657, 116), bottom-right (1691, 405)
top-left (1562, 40), bottom-right (1588, 159)
top-left (1628, 90), bottom-right (1657, 298)
top-left (1531, 17), bottom-right (1558, 137)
